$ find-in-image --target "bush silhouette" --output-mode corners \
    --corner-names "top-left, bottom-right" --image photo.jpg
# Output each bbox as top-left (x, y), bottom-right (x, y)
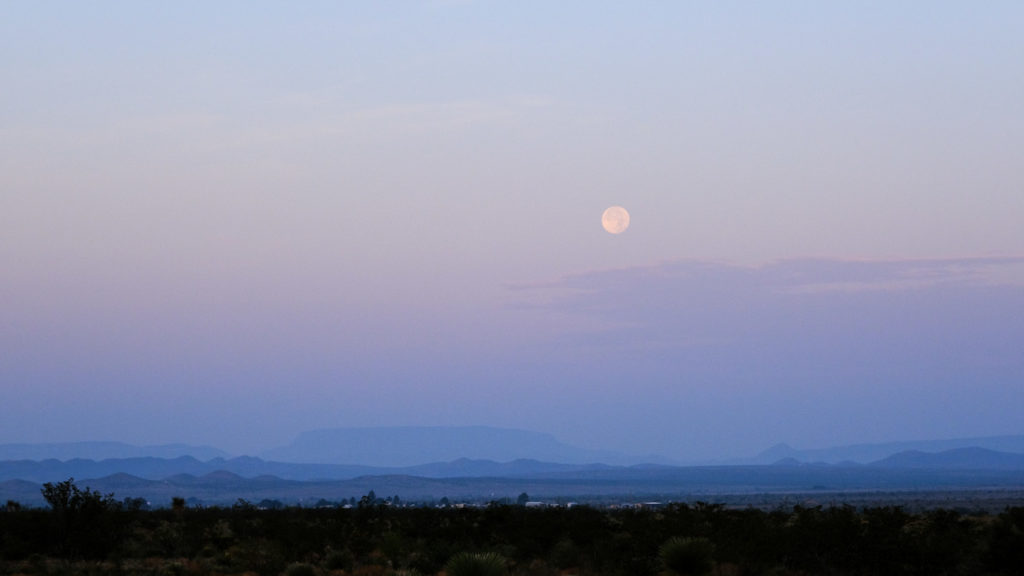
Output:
top-left (444, 552), bottom-right (506, 576)
top-left (660, 536), bottom-right (715, 576)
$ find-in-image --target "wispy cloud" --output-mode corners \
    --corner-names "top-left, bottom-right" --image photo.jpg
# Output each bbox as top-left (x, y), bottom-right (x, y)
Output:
top-left (512, 256), bottom-right (1024, 358)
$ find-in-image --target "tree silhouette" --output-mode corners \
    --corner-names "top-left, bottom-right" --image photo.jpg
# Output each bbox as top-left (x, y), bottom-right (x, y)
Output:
top-left (359, 490), bottom-right (378, 507)
top-left (39, 478), bottom-right (118, 558)
top-left (40, 478), bottom-right (115, 517)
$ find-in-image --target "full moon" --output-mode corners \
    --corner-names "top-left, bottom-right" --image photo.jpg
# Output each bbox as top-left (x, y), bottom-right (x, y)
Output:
top-left (601, 206), bottom-right (630, 234)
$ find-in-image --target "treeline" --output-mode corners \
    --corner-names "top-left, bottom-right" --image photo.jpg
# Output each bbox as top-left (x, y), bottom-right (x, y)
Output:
top-left (1, 484), bottom-right (1023, 575)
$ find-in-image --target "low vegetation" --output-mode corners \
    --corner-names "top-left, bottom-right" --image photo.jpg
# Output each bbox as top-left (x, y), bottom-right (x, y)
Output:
top-left (1, 480), bottom-right (1023, 575)
top-left (659, 536), bottom-right (715, 576)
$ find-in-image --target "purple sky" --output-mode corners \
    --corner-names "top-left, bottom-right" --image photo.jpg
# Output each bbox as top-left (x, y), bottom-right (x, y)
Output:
top-left (2, 2), bottom-right (1023, 461)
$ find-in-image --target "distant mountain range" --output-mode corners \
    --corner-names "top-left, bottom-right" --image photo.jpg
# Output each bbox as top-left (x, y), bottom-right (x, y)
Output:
top-left (0, 427), bottom-right (658, 467)
top-left (0, 455), bottom-right (612, 483)
top-left (2, 456), bottom-right (1022, 508)
top-left (259, 426), bottom-right (658, 466)
top-left (4, 429), bottom-right (1023, 471)
top-left (871, 447), bottom-right (1024, 469)
top-left (3, 429), bottom-right (1023, 507)
top-left (3, 447), bottom-right (1023, 487)
top-left (742, 435), bottom-right (1024, 465)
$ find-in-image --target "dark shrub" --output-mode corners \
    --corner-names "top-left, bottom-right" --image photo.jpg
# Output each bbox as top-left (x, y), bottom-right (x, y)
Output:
top-left (660, 536), bottom-right (715, 576)
top-left (444, 552), bottom-right (506, 576)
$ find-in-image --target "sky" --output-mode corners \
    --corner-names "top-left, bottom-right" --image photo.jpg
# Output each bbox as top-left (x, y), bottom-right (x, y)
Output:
top-left (2, 1), bottom-right (1023, 462)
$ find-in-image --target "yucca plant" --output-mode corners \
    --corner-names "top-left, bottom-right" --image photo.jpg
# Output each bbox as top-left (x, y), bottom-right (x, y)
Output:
top-left (443, 552), bottom-right (506, 576)
top-left (659, 536), bottom-right (715, 576)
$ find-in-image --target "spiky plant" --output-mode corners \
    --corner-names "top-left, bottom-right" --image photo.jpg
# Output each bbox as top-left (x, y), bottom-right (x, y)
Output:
top-left (659, 536), bottom-right (715, 576)
top-left (443, 552), bottom-right (506, 576)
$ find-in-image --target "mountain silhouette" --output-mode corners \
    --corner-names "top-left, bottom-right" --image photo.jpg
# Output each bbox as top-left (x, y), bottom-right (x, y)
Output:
top-left (870, 447), bottom-right (1024, 469)
top-left (260, 426), bottom-right (654, 466)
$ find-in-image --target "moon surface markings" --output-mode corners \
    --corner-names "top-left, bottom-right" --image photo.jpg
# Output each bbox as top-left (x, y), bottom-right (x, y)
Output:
top-left (602, 206), bottom-right (630, 234)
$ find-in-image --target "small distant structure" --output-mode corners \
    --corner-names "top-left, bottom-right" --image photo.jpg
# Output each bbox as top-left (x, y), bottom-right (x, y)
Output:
top-left (524, 501), bottom-right (547, 508)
